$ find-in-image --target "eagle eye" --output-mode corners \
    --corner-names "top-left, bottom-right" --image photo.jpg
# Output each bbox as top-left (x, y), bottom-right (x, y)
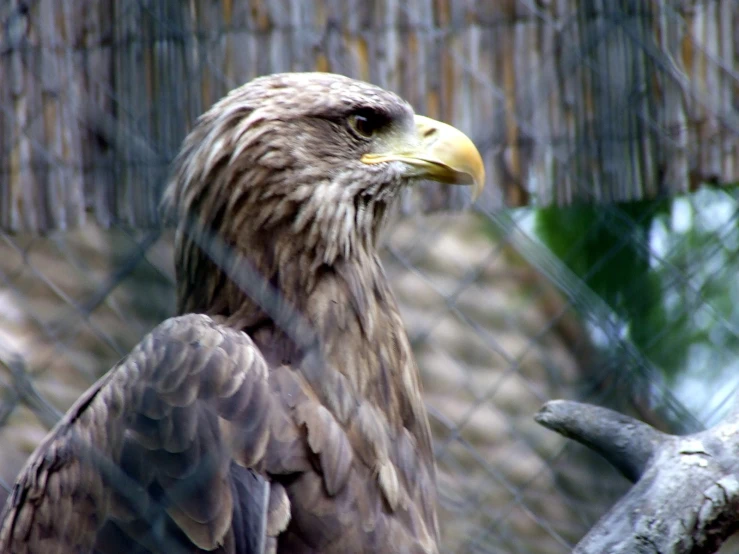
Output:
top-left (347, 109), bottom-right (387, 139)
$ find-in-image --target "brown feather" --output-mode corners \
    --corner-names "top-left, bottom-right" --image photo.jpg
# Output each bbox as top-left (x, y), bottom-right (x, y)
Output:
top-left (1, 73), bottom-right (443, 553)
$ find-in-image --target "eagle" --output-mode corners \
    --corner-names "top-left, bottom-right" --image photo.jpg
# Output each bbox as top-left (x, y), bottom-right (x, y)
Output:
top-left (0, 72), bottom-right (484, 553)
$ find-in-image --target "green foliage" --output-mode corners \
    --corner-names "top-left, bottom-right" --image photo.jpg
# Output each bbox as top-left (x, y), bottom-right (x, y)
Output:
top-left (648, 192), bottom-right (739, 384)
top-left (533, 194), bottom-right (739, 381)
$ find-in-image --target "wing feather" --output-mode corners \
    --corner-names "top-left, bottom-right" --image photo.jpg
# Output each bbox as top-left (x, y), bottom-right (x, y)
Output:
top-left (1, 312), bottom-right (439, 554)
top-left (0, 314), bottom-right (273, 554)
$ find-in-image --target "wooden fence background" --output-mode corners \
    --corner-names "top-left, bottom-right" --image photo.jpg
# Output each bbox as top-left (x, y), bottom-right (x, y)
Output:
top-left (1, 0), bottom-right (738, 232)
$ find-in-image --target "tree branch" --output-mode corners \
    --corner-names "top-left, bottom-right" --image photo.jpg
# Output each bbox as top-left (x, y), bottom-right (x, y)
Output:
top-left (536, 400), bottom-right (668, 482)
top-left (536, 400), bottom-right (739, 553)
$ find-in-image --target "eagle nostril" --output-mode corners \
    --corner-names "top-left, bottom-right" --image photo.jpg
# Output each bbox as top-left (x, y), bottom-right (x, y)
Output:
top-left (422, 128), bottom-right (437, 139)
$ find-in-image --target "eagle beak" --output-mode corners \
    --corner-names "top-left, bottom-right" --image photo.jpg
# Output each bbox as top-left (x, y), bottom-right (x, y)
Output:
top-left (361, 115), bottom-right (486, 200)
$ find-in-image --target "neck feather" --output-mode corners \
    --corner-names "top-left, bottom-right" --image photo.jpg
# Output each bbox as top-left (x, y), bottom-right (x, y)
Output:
top-left (173, 208), bottom-right (430, 447)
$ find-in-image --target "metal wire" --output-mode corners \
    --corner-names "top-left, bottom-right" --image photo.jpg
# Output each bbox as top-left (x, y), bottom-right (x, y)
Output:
top-left (1, 2), bottom-right (738, 553)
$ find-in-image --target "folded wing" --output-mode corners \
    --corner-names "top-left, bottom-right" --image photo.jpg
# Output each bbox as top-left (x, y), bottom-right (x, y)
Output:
top-left (0, 314), bottom-right (278, 554)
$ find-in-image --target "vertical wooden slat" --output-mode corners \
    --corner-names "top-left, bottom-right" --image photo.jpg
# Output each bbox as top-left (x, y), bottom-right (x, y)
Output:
top-left (84, 0), bottom-right (114, 227)
top-left (1, 0), bottom-right (738, 231)
top-left (655, 2), bottom-right (688, 191)
top-left (718, 0), bottom-right (735, 184)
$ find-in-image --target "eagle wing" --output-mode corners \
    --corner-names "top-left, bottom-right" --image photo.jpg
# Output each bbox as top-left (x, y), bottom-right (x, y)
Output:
top-left (0, 312), bottom-right (438, 554)
top-left (0, 314), bottom-right (289, 554)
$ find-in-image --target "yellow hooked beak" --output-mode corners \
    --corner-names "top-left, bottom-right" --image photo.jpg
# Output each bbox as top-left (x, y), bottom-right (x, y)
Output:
top-left (361, 115), bottom-right (485, 200)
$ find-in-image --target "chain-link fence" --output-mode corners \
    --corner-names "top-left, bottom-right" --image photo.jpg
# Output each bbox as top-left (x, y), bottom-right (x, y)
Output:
top-left (1, 1), bottom-right (738, 553)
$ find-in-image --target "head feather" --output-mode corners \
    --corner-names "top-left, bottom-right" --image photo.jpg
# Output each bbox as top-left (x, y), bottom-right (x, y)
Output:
top-left (162, 73), bottom-right (416, 315)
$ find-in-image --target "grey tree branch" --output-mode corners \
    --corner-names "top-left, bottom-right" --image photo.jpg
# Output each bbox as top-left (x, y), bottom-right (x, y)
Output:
top-left (536, 400), bottom-right (739, 553)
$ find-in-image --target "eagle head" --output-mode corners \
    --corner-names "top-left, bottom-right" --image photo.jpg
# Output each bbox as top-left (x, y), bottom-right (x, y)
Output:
top-left (163, 72), bottom-right (484, 315)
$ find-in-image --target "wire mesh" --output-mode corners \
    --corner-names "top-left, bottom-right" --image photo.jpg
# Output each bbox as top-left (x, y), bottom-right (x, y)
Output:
top-left (1, 1), bottom-right (738, 553)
